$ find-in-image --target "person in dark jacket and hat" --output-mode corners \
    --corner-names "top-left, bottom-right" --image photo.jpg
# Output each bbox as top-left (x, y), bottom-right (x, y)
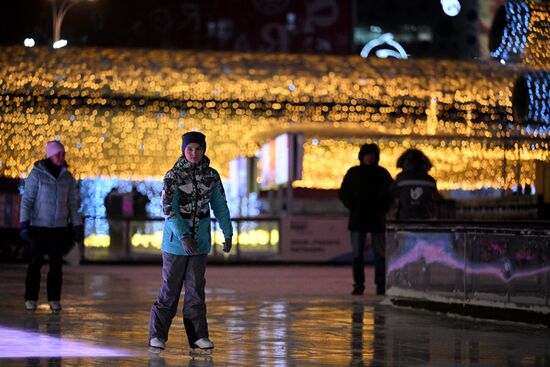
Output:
top-left (19, 140), bottom-right (83, 312)
top-left (339, 143), bottom-right (393, 295)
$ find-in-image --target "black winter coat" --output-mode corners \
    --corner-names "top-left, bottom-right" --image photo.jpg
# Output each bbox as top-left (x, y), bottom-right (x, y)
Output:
top-left (339, 164), bottom-right (394, 232)
top-left (390, 170), bottom-right (437, 219)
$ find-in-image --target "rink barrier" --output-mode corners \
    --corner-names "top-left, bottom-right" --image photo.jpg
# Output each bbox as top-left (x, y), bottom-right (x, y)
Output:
top-left (81, 215), bottom-right (357, 263)
top-left (81, 216), bottom-right (282, 262)
top-left (386, 220), bottom-right (550, 326)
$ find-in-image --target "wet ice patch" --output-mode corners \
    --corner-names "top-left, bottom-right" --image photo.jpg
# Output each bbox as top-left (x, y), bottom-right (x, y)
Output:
top-left (0, 326), bottom-right (134, 358)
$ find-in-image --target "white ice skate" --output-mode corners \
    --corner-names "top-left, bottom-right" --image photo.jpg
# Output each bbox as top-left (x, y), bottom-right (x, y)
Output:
top-left (25, 300), bottom-right (37, 311)
top-left (190, 338), bottom-right (214, 356)
top-left (148, 337), bottom-right (166, 354)
top-left (49, 301), bottom-right (62, 312)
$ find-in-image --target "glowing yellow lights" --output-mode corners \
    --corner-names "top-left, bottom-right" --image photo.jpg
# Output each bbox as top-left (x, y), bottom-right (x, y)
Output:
top-left (213, 229), bottom-right (280, 247)
top-left (523, 2), bottom-right (550, 69)
top-left (83, 234), bottom-right (110, 248)
top-left (0, 46), bottom-right (548, 191)
top-left (295, 138), bottom-right (549, 190)
top-left (126, 229), bottom-right (280, 250)
top-left (130, 231), bottom-right (163, 250)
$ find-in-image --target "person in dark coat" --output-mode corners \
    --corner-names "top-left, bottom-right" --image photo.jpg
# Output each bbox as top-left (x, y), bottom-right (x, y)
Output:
top-left (131, 186), bottom-right (150, 217)
top-left (339, 143), bottom-right (393, 295)
top-left (390, 149), bottom-right (438, 220)
top-left (19, 141), bottom-right (83, 312)
top-left (104, 187), bottom-right (125, 257)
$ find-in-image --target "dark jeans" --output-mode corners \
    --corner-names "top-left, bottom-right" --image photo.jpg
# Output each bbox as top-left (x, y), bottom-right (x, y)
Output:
top-left (25, 227), bottom-right (70, 302)
top-left (149, 252), bottom-right (208, 348)
top-left (350, 231), bottom-right (386, 291)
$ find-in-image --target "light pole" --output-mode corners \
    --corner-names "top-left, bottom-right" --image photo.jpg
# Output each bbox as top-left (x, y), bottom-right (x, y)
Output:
top-left (50, 0), bottom-right (95, 47)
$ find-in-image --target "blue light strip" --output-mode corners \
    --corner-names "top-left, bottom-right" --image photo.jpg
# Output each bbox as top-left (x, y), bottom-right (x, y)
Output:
top-left (491, 1), bottom-right (530, 61)
top-left (79, 177), bottom-right (248, 234)
top-left (80, 178), bottom-right (162, 235)
top-left (525, 72), bottom-right (550, 125)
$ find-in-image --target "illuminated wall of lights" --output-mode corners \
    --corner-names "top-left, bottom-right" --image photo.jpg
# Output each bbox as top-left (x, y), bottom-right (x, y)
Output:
top-left (83, 225), bottom-right (279, 250)
top-left (522, 2), bottom-right (550, 68)
top-left (491, 1), bottom-right (530, 61)
top-left (80, 178), bottom-right (162, 218)
top-left (296, 138), bottom-right (548, 190)
top-left (491, 1), bottom-right (550, 68)
top-left (0, 46), bottom-right (548, 191)
top-left (519, 72), bottom-right (550, 125)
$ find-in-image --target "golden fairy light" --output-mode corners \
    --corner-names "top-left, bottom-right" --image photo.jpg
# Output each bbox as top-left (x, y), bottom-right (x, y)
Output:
top-left (0, 46), bottom-right (548, 191)
top-left (523, 1), bottom-right (550, 69)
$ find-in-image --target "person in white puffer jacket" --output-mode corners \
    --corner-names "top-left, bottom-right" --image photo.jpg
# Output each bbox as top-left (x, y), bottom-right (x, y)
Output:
top-left (19, 140), bottom-right (83, 312)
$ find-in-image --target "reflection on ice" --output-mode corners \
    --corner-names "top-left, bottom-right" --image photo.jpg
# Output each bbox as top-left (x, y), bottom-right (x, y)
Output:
top-left (0, 326), bottom-right (134, 358)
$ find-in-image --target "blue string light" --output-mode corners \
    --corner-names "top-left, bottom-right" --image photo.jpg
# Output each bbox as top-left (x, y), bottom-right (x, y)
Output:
top-left (525, 72), bottom-right (550, 125)
top-left (491, 1), bottom-right (530, 61)
top-left (80, 178), bottom-right (163, 234)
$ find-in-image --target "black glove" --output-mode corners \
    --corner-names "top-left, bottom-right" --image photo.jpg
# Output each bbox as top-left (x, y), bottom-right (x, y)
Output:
top-left (181, 234), bottom-right (197, 255)
top-left (223, 237), bottom-right (232, 253)
top-left (19, 221), bottom-right (31, 242)
top-left (73, 225), bottom-right (84, 243)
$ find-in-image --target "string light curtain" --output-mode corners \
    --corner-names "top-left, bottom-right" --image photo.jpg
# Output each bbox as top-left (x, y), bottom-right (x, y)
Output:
top-left (513, 72), bottom-right (550, 126)
top-left (490, 0), bottom-right (550, 68)
top-left (0, 46), bottom-right (548, 190)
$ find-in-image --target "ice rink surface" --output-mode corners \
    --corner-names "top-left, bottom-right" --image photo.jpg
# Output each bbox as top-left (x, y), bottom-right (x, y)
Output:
top-left (0, 264), bottom-right (548, 366)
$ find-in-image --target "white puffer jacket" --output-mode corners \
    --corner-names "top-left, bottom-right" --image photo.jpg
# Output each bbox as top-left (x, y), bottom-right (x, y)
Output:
top-left (20, 160), bottom-right (82, 227)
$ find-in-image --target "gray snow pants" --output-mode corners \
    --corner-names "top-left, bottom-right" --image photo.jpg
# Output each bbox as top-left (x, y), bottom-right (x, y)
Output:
top-left (149, 252), bottom-right (208, 347)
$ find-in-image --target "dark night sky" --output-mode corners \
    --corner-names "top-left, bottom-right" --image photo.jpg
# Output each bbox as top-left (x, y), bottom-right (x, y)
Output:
top-left (0, 0), bottom-right (480, 58)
